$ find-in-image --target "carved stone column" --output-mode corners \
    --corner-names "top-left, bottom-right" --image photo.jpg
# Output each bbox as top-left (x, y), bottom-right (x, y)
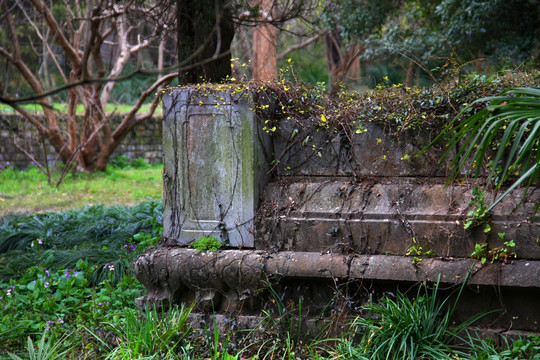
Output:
top-left (161, 88), bottom-right (270, 247)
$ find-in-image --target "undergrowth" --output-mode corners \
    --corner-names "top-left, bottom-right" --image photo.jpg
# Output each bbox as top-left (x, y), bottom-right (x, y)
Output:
top-left (0, 199), bottom-right (538, 359)
top-left (0, 200), bottom-right (162, 282)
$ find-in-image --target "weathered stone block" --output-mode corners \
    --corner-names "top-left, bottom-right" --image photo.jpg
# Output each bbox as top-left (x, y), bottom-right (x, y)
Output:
top-left (273, 121), bottom-right (454, 177)
top-left (255, 180), bottom-right (540, 259)
top-left (162, 88), bottom-right (270, 247)
top-left (137, 88), bottom-right (540, 336)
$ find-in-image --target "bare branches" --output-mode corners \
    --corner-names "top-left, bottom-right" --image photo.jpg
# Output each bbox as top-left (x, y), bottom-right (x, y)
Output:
top-left (0, 0), bottom-right (181, 171)
top-left (277, 32), bottom-right (321, 61)
top-left (28, 0), bottom-right (82, 68)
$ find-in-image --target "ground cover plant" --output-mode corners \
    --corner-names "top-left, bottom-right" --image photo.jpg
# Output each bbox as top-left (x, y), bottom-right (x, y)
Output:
top-left (0, 197), bottom-right (164, 358)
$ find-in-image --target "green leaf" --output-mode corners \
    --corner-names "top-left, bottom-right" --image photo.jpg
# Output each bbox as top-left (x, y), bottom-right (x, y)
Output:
top-left (422, 87), bottom-right (540, 215)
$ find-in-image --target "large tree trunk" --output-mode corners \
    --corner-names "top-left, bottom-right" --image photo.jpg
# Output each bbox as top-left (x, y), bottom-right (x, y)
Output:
top-left (252, 0), bottom-right (277, 81)
top-left (177, 0), bottom-right (235, 84)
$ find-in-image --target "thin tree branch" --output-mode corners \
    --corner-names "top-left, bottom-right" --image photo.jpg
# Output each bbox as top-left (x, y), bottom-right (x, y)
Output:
top-left (277, 33), bottom-right (322, 62)
top-left (0, 49), bottom-right (230, 106)
top-left (28, 0), bottom-right (82, 68)
top-left (16, 2), bottom-right (68, 83)
top-left (114, 72), bottom-right (177, 141)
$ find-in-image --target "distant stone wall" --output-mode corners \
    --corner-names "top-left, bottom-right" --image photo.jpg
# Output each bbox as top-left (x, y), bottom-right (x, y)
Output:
top-left (0, 114), bottom-right (162, 168)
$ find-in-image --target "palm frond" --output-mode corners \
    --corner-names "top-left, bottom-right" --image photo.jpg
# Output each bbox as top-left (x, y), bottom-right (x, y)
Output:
top-left (422, 87), bottom-right (540, 214)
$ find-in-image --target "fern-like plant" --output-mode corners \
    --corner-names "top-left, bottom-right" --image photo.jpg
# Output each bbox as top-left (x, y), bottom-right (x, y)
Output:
top-left (423, 87), bottom-right (540, 215)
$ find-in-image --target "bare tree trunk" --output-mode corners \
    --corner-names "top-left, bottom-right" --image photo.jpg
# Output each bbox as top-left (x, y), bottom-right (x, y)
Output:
top-left (325, 32), bottom-right (362, 90)
top-left (404, 60), bottom-right (414, 87)
top-left (252, 0), bottom-right (277, 81)
top-left (345, 44), bottom-right (361, 87)
top-left (177, 0), bottom-right (234, 84)
top-left (325, 31), bottom-right (342, 89)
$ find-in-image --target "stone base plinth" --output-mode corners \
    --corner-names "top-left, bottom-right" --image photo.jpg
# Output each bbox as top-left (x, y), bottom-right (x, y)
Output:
top-left (134, 247), bottom-right (540, 332)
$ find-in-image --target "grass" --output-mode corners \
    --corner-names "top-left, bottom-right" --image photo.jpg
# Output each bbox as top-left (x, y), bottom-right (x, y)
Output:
top-left (0, 103), bottom-right (161, 116)
top-left (0, 163), bottom-right (163, 216)
top-left (347, 276), bottom-right (492, 360)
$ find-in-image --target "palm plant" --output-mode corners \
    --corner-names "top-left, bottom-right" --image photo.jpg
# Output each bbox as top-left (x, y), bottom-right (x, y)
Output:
top-left (424, 87), bottom-right (540, 214)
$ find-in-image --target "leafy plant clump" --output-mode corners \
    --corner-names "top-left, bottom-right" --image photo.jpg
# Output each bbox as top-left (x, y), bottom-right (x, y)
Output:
top-left (470, 233), bottom-right (517, 265)
top-left (340, 276), bottom-right (491, 360)
top-left (111, 154), bottom-right (150, 169)
top-left (464, 186), bottom-right (491, 232)
top-left (192, 235), bottom-right (222, 252)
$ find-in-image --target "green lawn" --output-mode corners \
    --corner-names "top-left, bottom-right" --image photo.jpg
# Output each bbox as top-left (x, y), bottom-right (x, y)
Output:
top-left (0, 102), bottom-right (161, 115)
top-left (0, 164), bottom-right (163, 216)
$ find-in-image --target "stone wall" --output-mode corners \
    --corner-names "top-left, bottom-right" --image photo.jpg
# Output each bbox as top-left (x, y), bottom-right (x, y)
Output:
top-left (0, 114), bottom-right (162, 167)
top-left (136, 87), bottom-right (540, 336)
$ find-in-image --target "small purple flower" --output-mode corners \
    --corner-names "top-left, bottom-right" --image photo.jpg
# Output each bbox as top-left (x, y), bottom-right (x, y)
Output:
top-left (6, 286), bottom-right (14, 296)
top-left (65, 269), bottom-right (71, 278)
top-left (124, 244), bottom-right (136, 252)
top-left (46, 320), bottom-right (54, 330)
top-left (45, 269), bottom-right (50, 276)
top-left (58, 318), bottom-right (64, 324)
top-left (98, 302), bottom-right (102, 306)
top-left (106, 264), bottom-right (115, 271)
top-left (157, 217), bottom-right (162, 223)
top-left (44, 282), bottom-right (49, 288)
top-left (37, 238), bottom-right (43, 245)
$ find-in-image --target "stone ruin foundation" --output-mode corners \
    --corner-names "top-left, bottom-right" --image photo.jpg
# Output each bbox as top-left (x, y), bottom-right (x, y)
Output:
top-left (134, 87), bottom-right (540, 340)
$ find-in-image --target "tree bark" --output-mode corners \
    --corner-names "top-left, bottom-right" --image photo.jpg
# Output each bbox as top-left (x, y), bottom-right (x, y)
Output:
top-left (252, 0), bottom-right (277, 81)
top-left (177, 0), bottom-right (235, 84)
top-left (404, 60), bottom-right (414, 87)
